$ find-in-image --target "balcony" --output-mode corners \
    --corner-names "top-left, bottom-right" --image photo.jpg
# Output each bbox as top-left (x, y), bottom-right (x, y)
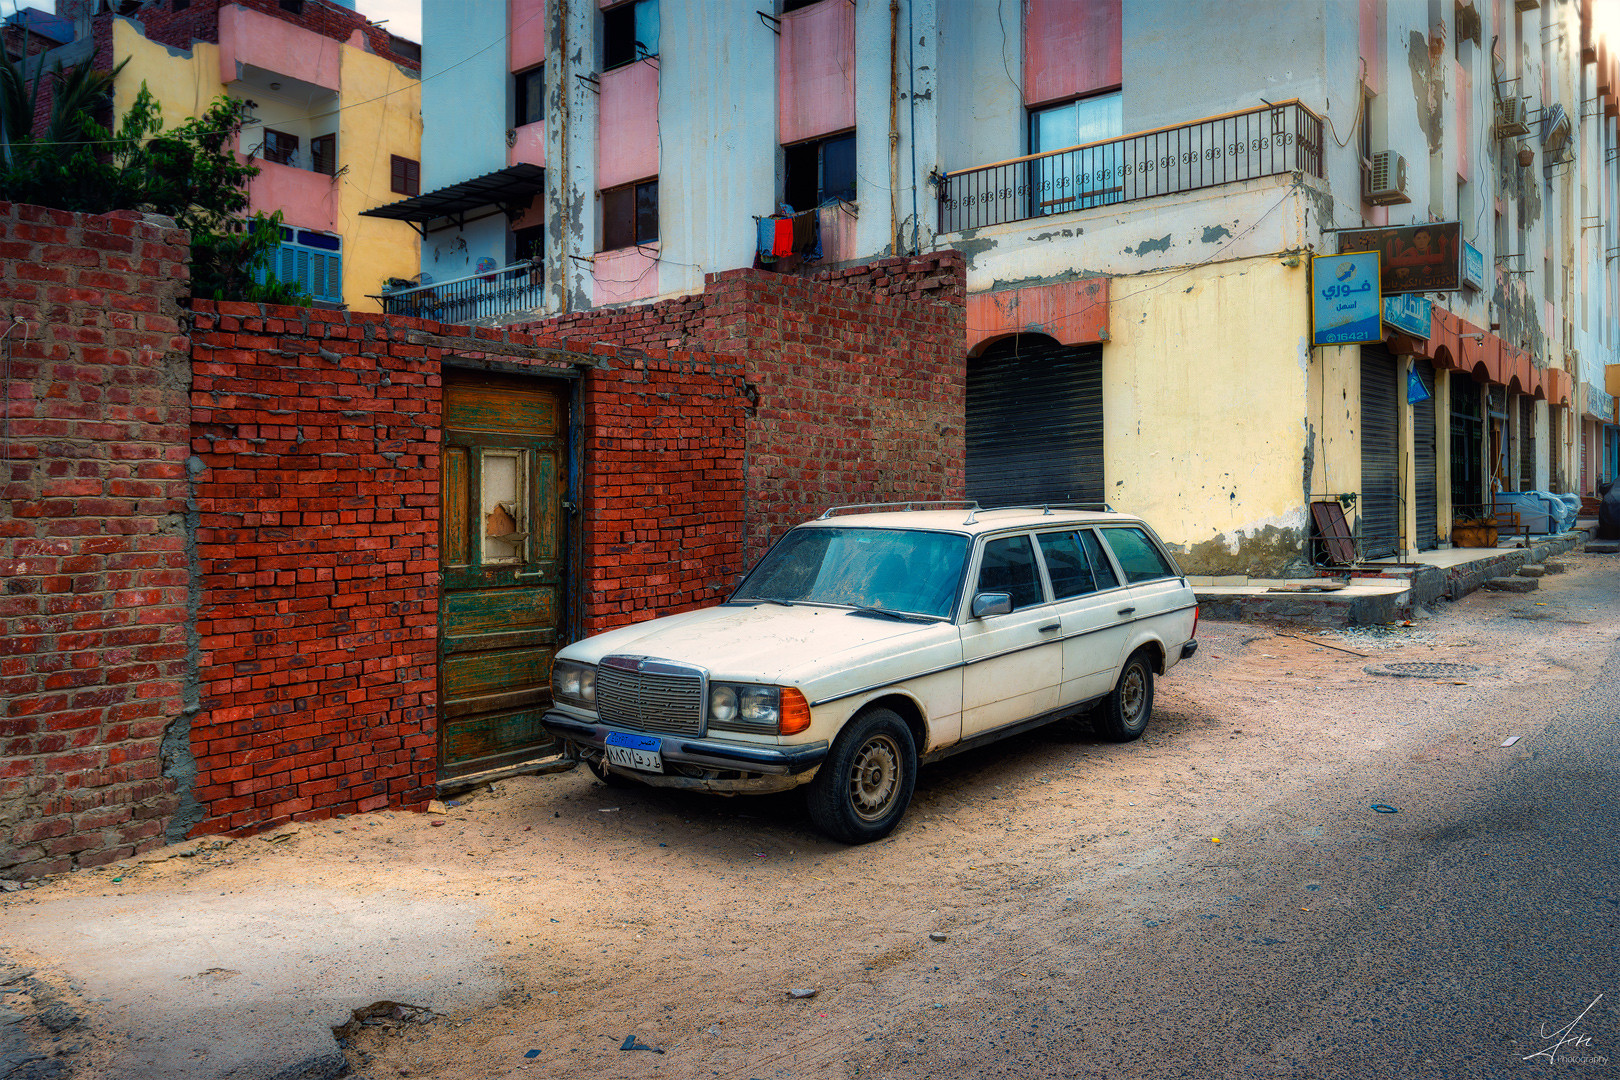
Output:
top-left (376, 261), bottom-right (544, 325)
top-left (937, 101), bottom-right (1323, 234)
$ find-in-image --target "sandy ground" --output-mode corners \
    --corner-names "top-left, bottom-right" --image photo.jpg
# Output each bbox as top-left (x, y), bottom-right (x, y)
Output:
top-left (2, 553), bottom-right (1615, 1079)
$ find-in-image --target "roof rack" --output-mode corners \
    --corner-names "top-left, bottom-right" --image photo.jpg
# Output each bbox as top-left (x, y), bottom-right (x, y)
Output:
top-left (817, 499), bottom-right (980, 520)
top-left (963, 502), bottom-right (1116, 524)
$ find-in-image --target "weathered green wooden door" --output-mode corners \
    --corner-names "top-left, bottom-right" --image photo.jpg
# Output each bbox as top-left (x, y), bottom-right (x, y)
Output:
top-left (438, 373), bottom-right (566, 778)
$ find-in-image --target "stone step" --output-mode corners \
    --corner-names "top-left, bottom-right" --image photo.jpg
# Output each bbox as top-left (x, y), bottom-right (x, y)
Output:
top-left (1587, 540), bottom-right (1620, 554)
top-left (1542, 558), bottom-right (1566, 574)
top-left (1483, 575), bottom-right (1539, 593)
top-left (1518, 564), bottom-right (1547, 578)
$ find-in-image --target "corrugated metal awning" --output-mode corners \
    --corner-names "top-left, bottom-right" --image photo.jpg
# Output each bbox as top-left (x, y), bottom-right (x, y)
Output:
top-left (360, 164), bottom-right (544, 236)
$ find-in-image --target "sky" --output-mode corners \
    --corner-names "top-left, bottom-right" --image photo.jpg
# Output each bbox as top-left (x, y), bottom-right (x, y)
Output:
top-left (0, 0), bottom-right (422, 43)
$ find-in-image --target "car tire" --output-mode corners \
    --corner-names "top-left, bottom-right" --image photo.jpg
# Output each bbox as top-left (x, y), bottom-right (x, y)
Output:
top-left (1095, 648), bottom-right (1154, 742)
top-left (585, 756), bottom-right (631, 787)
top-left (806, 707), bottom-right (917, 844)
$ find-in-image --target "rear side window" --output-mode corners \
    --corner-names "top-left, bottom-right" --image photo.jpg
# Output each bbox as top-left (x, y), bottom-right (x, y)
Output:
top-left (977, 535), bottom-right (1044, 611)
top-left (1036, 530), bottom-right (1103, 599)
top-left (1078, 530), bottom-right (1120, 590)
top-left (1101, 527), bottom-right (1177, 583)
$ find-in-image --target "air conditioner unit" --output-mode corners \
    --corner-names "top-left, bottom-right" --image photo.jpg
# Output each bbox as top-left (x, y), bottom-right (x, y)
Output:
top-left (1495, 96), bottom-right (1531, 137)
top-left (1363, 150), bottom-right (1411, 206)
top-left (1542, 103), bottom-right (1572, 154)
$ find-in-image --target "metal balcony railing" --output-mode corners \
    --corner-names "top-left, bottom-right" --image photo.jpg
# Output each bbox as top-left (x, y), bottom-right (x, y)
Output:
top-left (937, 100), bottom-right (1324, 234)
top-left (374, 260), bottom-right (545, 324)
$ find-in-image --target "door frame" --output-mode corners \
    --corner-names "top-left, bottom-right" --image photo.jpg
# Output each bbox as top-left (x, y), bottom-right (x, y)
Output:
top-left (438, 358), bottom-right (586, 781)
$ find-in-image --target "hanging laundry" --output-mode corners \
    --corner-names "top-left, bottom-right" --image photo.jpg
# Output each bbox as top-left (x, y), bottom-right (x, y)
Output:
top-left (756, 216), bottom-right (777, 262)
top-left (772, 217), bottom-right (794, 258)
top-left (791, 210), bottom-right (815, 254)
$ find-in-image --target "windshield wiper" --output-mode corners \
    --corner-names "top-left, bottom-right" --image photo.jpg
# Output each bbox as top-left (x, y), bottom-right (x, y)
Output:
top-left (847, 605), bottom-right (936, 623)
top-left (730, 597), bottom-right (796, 607)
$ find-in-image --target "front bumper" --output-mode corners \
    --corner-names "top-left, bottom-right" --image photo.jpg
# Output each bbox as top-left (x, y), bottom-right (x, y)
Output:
top-left (542, 711), bottom-right (830, 776)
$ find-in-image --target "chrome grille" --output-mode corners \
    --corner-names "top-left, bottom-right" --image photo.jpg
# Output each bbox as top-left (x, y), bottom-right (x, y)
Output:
top-left (595, 656), bottom-right (704, 735)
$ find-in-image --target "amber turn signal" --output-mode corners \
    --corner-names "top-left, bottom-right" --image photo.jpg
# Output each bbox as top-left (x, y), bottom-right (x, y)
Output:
top-left (777, 687), bottom-right (811, 736)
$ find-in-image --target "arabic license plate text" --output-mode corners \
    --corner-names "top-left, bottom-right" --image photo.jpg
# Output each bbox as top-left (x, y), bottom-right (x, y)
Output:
top-left (604, 731), bottom-right (663, 774)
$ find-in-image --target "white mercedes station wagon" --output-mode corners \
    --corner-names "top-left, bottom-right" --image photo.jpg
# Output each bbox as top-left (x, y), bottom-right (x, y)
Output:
top-left (543, 503), bottom-right (1199, 843)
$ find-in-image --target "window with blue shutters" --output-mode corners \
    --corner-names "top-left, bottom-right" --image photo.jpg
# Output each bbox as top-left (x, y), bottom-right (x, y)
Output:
top-left (256, 227), bottom-right (343, 304)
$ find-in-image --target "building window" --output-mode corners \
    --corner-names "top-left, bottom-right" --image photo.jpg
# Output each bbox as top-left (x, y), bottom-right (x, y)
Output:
top-left (257, 227), bottom-right (343, 304)
top-left (1027, 91), bottom-right (1121, 214)
top-left (514, 65), bottom-right (544, 127)
top-left (514, 224), bottom-right (545, 270)
top-left (311, 133), bottom-right (336, 176)
top-left (782, 131), bottom-right (855, 212)
top-left (603, 0), bottom-right (658, 71)
top-left (261, 128), bottom-right (298, 167)
top-left (601, 178), bottom-right (658, 250)
top-left (391, 155), bottom-right (420, 197)
top-left (278, 0), bottom-right (304, 13)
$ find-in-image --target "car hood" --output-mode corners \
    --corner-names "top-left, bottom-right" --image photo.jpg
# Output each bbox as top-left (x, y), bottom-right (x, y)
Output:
top-left (558, 603), bottom-right (948, 685)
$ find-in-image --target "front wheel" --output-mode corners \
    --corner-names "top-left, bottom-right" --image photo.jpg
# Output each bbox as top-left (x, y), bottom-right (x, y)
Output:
top-left (806, 708), bottom-right (917, 844)
top-left (1095, 648), bottom-right (1155, 742)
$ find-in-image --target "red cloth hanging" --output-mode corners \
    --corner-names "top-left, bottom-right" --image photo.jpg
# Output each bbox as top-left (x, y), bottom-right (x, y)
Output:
top-left (772, 218), bottom-right (794, 257)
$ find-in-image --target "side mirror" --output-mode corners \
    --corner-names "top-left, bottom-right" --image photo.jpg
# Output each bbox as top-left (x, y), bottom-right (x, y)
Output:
top-left (971, 592), bottom-right (1013, 619)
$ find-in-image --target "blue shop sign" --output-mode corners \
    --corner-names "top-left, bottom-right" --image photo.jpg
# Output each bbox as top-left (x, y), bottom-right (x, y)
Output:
top-left (1462, 242), bottom-right (1485, 291)
top-left (1382, 293), bottom-right (1432, 338)
top-left (1312, 251), bottom-right (1382, 346)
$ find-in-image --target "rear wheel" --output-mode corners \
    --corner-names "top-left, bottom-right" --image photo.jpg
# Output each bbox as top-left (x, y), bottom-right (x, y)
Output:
top-left (806, 708), bottom-right (917, 844)
top-left (1095, 648), bottom-right (1154, 742)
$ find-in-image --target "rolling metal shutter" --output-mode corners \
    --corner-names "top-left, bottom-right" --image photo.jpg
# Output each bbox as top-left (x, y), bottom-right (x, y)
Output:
top-left (1413, 357), bottom-right (1438, 550)
top-left (1360, 347), bottom-right (1399, 558)
top-left (966, 338), bottom-right (1103, 507)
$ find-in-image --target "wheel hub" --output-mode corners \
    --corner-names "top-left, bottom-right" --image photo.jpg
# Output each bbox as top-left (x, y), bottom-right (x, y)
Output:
top-left (849, 735), bottom-right (900, 820)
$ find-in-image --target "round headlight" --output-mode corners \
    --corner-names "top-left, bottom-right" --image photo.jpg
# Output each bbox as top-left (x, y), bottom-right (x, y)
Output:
top-left (577, 665), bottom-right (595, 704)
top-left (738, 685), bottom-right (780, 724)
top-left (709, 684), bottom-right (738, 722)
top-left (554, 665), bottom-right (579, 697)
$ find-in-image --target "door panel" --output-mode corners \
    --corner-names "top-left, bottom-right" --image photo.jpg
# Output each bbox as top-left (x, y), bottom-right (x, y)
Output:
top-left (1033, 527), bottom-right (1132, 705)
top-left (438, 374), bottom-right (568, 779)
top-left (959, 534), bottom-right (1062, 736)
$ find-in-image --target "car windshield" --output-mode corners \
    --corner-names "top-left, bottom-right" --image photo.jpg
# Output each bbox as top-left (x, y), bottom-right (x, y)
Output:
top-left (731, 527), bottom-right (970, 619)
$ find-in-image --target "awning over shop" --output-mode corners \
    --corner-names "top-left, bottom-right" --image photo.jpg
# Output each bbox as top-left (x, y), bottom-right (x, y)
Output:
top-left (359, 164), bottom-right (544, 238)
top-left (1386, 306), bottom-right (1570, 405)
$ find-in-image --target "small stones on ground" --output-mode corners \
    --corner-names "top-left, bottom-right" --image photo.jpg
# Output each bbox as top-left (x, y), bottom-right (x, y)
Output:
top-left (928, 932), bottom-right (947, 942)
top-left (787, 988), bottom-right (818, 999)
top-left (430, 820), bottom-right (445, 828)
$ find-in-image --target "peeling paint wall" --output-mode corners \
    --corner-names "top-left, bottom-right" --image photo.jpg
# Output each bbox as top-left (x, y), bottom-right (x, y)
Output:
top-left (1106, 254), bottom-right (1314, 576)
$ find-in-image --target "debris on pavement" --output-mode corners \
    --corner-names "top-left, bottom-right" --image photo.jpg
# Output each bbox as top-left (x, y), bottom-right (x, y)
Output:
top-left (619, 1034), bottom-right (663, 1053)
top-left (1370, 804), bottom-right (1400, 814)
top-left (1501, 735), bottom-right (1522, 746)
top-left (928, 932), bottom-right (947, 942)
top-left (787, 988), bottom-right (818, 999)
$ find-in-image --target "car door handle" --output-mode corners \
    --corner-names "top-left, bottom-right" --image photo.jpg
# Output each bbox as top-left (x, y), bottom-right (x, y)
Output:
top-left (1117, 607), bottom-right (1136, 617)
top-left (1039, 623), bottom-right (1061, 633)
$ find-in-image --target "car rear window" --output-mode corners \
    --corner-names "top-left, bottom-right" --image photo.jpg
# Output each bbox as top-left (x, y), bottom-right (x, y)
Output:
top-left (1100, 527), bottom-right (1177, 584)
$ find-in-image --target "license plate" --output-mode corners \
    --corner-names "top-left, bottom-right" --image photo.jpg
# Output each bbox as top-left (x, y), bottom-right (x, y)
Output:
top-left (604, 731), bottom-right (663, 774)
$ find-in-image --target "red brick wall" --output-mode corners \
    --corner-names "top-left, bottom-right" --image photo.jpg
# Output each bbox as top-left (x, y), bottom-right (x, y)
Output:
top-left (187, 303), bottom-right (446, 835)
top-left (516, 254), bottom-right (968, 570)
top-left (185, 304), bottom-right (746, 833)
top-left (582, 351), bottom-right (747, 633)
top-left (714, 269), bottom-right (967, 565)
top-left (0, 202), bottom-right (193, 877)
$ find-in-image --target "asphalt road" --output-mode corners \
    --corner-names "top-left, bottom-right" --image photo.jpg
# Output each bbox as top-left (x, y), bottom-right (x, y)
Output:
top-left (837, 565), bottom-right (1620, 1079)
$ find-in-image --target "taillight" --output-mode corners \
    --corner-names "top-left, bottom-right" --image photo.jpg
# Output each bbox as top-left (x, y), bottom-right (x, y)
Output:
top-left (1191, 605), bottom-right (1199, 638)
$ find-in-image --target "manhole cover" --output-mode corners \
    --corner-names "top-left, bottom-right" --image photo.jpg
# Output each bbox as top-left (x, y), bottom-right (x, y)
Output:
top-left (1363, 661), bottom-right (1484, 678)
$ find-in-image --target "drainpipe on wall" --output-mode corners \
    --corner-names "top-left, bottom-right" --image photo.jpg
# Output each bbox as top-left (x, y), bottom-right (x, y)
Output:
top-left (889, 0), bottom-right (901, 257)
